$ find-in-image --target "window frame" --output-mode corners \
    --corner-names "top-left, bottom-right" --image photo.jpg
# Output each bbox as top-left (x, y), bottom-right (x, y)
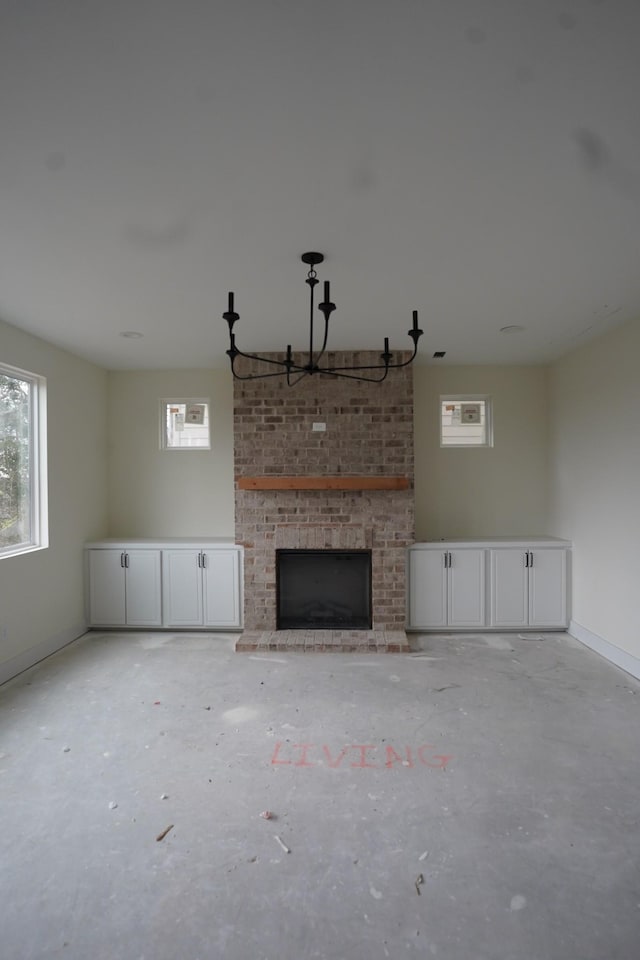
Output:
top-left (439, 394), bottom-right (493, 449)
top-left (0, 362), bottom-right (48, 558)
top-left (160, 398), bottom-right (211, 451)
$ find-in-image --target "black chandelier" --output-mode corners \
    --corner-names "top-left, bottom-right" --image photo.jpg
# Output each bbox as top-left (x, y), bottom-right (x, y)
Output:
top-left (223, 252), bottom-right (423, 384)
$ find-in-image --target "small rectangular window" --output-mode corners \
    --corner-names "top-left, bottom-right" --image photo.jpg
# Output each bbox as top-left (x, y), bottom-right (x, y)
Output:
top-left (0, 363), bottom-right (48, 556)
top-left (440, 395), bottom-right (492, 447)
top-left (161, 399), bottom-right (210, 450)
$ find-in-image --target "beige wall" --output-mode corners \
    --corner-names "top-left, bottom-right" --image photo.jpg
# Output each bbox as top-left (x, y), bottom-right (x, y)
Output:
top-left (414, 365), bottom-right (550, 540)
top-left (0, 318), bottom-right (108, 674)
top-left (107, 369), bottom-right (234, 538)
top-left (549, 315), bottom-right (640, 662)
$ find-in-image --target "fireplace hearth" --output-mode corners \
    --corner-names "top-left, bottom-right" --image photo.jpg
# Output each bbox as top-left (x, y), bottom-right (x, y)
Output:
top-left (276, 549), bottom-right (372, 630)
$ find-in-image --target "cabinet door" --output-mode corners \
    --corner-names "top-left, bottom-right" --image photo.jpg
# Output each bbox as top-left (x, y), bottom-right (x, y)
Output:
top-left (529, 549), bottom-right (567, 627)
top-left (448, 549), bottom-right (486, 627)
top-left (125, 550), bottom-right (162, 626)
top-left (88, 550), bottom-right (126, 626)
top-left (489, 549), bottom-right (528, 628)
top-left (162, 550), bottom-right (204, 627)
top-left (408, 550), bottom-right (448, 628)
top-left (202, 550), bottom-right (241, 627)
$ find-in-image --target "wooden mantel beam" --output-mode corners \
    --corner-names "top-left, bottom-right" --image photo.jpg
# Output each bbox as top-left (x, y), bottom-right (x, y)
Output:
top-left (237, 476), bottom-right (410, 491)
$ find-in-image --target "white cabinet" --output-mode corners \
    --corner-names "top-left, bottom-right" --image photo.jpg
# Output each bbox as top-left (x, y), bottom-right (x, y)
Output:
top-left (87, 549), bottom-right (162, 627)
top-left (490, 547), bottom-right (568, 628)
top-left (86, 539), bottom-right (243, 631)
top-left (162, 548), bottom-right (242, 628)
top-left (407, 539), bottom-right (570, 632)
top-left (409, 547), bottom-right (486, 629)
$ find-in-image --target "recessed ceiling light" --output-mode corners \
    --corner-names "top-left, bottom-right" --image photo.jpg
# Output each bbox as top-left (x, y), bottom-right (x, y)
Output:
top-left (499, 325), bottom-right (525, 334)
top-left (120, 330), bottom-right (143, 339)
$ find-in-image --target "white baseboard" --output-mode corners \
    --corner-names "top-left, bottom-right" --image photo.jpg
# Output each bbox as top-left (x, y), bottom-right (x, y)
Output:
top-left (569, 620), bottom-right (640, 681)
top-left (0, 623), bottom-right (87, 687)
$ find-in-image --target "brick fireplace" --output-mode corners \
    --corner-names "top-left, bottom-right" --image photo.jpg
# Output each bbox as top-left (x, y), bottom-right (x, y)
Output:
top-left (232, 351), bottom-right (415, 651)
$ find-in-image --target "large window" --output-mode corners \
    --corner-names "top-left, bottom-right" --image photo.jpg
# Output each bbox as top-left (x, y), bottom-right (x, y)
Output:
top-left (0, 364), bottom-right (48, 556)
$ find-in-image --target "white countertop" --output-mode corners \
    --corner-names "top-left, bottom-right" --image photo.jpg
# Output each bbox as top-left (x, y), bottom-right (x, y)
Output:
top-left (85, 538), bottom-right (240, 549)
top-left (411, 537), bottom-right (571, 549)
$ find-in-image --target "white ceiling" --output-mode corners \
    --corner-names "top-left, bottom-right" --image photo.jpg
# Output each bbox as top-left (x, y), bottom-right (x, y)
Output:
top-left (1, 0), bottom-right (639, 370)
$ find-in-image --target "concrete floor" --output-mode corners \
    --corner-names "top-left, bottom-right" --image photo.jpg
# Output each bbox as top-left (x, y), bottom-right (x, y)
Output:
top-left (1, 631), bottom-right (639, 960)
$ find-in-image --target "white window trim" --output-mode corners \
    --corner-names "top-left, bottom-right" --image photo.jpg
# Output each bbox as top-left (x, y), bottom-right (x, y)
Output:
top-left (0, 362), bottom-right (48, 558)
top-left (440, 394), bottom-right (493, 448)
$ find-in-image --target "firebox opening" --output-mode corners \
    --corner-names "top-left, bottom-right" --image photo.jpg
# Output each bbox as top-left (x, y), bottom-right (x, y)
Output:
top-left (276, 549), bottom-right (372, 630)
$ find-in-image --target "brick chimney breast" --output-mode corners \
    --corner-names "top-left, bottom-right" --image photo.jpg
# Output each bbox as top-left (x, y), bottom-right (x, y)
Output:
top-left (233, 352), bottom-right (415, 633)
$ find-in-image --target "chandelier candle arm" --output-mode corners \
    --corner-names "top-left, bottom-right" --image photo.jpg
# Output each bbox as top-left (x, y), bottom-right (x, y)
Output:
top-left (221, 252), bottom-right (422, 383)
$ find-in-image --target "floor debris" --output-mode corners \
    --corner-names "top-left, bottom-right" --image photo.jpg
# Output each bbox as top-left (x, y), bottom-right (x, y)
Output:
top-left (156, 824), bottom-right (174, 842)
top-left (418, 850), bottom-right (429, 861)
top-left (108, 801), bottom-right (118, 810)
top-left (415, 874), bottom-right (424, 895)
top-left (260, 810), bottom-right (273, 819)
top-left (160, 793), bottom-right (169, 799)
top-left (274, 834), bottom-right (290, 854)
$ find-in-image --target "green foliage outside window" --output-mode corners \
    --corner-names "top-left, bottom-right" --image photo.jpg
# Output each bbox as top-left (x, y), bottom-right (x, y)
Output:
top-left (0, 373), bottom-right (31, 548)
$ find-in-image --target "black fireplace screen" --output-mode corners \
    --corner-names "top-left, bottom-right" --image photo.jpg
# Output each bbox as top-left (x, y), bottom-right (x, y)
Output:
top-left (276, 549), bottom-right (372, 630)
